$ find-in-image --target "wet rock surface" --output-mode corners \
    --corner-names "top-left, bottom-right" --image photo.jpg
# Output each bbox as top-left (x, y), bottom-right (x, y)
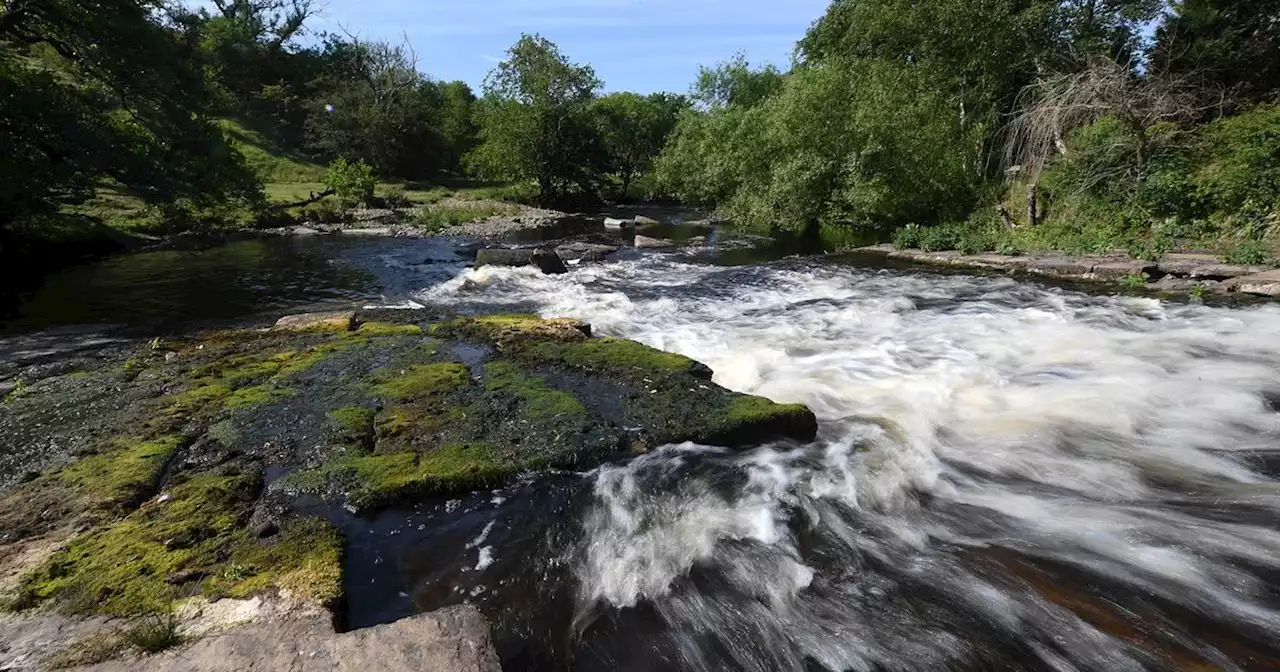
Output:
top-left (0, 309), bottom-right (815, 667)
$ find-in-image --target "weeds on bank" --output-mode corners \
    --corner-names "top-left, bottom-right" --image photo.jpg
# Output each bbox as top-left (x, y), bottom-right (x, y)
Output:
top-left (121, 613), bottom-right (185, 654)
top-left (414, 203), bottom-right (520, 232)
top-left (1120, 272), bottom-right (1150, 290)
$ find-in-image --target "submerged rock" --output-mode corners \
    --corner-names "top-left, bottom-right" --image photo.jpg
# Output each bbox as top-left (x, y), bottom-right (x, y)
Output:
top-left (0, 310), bottom-right (817, 657)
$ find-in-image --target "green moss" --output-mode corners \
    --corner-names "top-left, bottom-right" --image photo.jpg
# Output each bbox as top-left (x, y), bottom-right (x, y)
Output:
top-left (722, 396), bottom-right (810, 426)
top-left (225, 384), bottom-right (295, 409)
top-left (437, 315), bottom-right (702, 378)
top-left (56, 436), bottom-right (183, 510)
top-left (171, 384), bottom-right (232, 408)
top-left (328, 406), bottom-right (376, 450)
top-left (288, 443), bottom-right (515, 510)
top-left (208, 518), bottom-right (343, 606)
top-left (20, 473), bottom-right (256, 615)
top-left (543, 338), bottom-right (700, 376)
top-left (369, 363), bottom-right (469, 401)
top-left (18, 471), bottom-right (344, 616)
top-left (355, 322), bottom-right (424, 337)
top-left (329, 406), bottom-right (375, 433)
top-left (483, 362), bottom-right (587, 420)
top-left (432, 314), bottom-right (589, 343)
top-left (710, 395), bottom-right (817, 445)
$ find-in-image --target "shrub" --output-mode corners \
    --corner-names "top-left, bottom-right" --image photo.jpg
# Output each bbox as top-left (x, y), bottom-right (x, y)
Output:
top-left (891, 223), bottom-right (923, 249)
top-left (381, 186), bottom-right (411, 209)
top-left (1120, 272), bottom-right (1150, 290)
top-left (918, 225), bottom-right (962, 252)
top-left (1127, 236), bottom-right (1172, 261)
top-left (302, 199), bottom-right (348, 225)
top-left (1224, 240), bottom-right (1269, 265)
top-left (324, 158), bottom-right (376, 206)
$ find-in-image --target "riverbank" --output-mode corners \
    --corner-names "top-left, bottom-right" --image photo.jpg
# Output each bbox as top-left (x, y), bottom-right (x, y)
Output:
top-left (852, 243), bottom-right (1280, 298)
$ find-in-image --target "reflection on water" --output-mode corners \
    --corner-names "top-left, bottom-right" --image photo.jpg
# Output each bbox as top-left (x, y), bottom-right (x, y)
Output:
top-left (2, 236), bottom-right (467, 333)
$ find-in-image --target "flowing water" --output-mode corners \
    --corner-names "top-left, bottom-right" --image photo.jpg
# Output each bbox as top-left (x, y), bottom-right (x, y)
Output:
top-left (395, 249), bottom-right (1280, 671)
top-left (9, 233), bottom-right (1280, 670)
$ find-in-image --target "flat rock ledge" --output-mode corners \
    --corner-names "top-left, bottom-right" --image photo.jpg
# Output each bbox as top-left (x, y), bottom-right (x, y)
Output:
top-left (854, 245), bottom-right (1280, 297)
top-left (0, 604), bottom-right (499, 671)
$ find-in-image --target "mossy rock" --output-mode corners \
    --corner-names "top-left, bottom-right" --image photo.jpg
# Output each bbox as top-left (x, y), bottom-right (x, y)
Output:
top-left (0, 309), bottom-right (819, 619)
top-left (16, 470), bottom-right (342, 616)
top-left (285, 443), bottom-right (518, 511)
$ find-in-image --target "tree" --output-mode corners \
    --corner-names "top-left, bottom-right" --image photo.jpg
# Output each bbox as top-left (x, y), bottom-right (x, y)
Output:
top-left (692, 55), bottom-right (784, 109)
top-left (1003, 58), bottom-right (1214, 186)
top-left (1153, 0), bottom-right (1280, 105)
top-left (593, 92), bottom-right (686, 195)
top-left (304, 35), bottom-right (448, 177)
top-left (467, 35), bottom-right (603, 203)
top-left (0, 0), bottom-right (261, 232)
top-left (438, 81), bottom-right (479, 169)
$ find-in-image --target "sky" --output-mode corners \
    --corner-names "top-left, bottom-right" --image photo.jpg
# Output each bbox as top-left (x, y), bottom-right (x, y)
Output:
top-left (296, 0), bottom-right (832, 94)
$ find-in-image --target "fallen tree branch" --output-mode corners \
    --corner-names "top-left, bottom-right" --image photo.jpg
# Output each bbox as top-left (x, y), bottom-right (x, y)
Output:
top-left (267, 188), bottom-right (335, 210)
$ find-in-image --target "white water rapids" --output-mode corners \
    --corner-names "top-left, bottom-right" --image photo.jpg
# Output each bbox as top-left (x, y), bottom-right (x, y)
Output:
top-left (418, 252), bottom-right (1280, 671)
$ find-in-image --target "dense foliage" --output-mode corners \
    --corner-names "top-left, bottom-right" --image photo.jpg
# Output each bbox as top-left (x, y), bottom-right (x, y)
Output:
top-left (6, 0), bottom-right (1277, 260)
top-left (655, 0), bottom-right (1280, 257)
top-left (1, 4), bottom-right (682, 246)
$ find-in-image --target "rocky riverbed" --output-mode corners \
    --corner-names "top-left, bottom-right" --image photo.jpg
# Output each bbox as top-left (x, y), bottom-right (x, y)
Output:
top-left (0, 308), bottom-right (815, 670)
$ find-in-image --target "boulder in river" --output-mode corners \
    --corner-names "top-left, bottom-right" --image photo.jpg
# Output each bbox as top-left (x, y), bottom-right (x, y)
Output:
top-left (0, 310), bottom-right (816, 663)
top-left (633, 215), bottom-right (661, 225)
top-left (635, 235), bottom-right (676, 249)
top-left (555, 242), bottom-right (619, 262)
top-left (603, 217), bottom-right (635, 230)
top-left (474, 247), bottom-right (567, 275)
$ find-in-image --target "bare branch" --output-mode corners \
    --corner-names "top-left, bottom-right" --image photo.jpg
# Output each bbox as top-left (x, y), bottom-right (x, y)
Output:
top-left (1000, 57), bottom-right (1218, 183)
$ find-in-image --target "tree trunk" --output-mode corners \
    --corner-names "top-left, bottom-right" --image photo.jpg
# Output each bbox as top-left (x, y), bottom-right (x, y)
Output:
top-left (1026, 184), bottom-right (1039, 227)
top-left (997, 204), bottom-right (1016, 230)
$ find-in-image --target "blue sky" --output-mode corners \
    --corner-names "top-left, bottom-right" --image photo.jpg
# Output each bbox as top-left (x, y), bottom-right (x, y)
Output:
top-left (298, 0), bottom-right (831, 94)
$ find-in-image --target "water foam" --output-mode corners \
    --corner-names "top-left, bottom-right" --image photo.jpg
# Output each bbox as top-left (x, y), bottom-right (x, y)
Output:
top-left (420, 255), bottom-right (1280, 669)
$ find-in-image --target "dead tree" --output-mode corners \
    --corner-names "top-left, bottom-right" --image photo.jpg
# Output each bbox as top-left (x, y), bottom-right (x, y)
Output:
top-left (1000, 58), bottom-right (1219, 216)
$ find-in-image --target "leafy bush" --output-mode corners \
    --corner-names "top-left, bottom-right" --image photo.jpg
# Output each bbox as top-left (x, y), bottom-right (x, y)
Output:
top-left (1224, 240), bottom-right (1269, 265)
top-left (301, 199), bottom-right (348, 224)
top-left (892, 224), bottom-right (923, 249)
top-left (1194, 106), bottom-right (1280, 217)
top-left (323, 158), bottom-right (376, 206)
top-left (1127, 236), bottom-right (1173, 261)
top-left (380, 186), bottom-right (411, 209)
top-left (918, 225), bottom-right (962, 252)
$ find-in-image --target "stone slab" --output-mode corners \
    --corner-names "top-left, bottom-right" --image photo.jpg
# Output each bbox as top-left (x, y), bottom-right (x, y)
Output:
top-left (1233, 269), bottom-right (1280, 297)
top-left (74, 606), bottom-right (501, 672)
top-left (272, 311), bottom-right (357, 332)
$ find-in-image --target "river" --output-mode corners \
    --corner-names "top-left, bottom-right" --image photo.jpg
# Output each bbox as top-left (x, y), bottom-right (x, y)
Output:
top-left (7, 234), bottom-right (1280, 670)
top-left (410, 250), bottom-right (1280, 670)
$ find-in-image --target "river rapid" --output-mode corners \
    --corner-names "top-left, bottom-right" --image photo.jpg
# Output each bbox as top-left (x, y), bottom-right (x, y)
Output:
top-left (402, 249), bottom-right (1280, 671)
